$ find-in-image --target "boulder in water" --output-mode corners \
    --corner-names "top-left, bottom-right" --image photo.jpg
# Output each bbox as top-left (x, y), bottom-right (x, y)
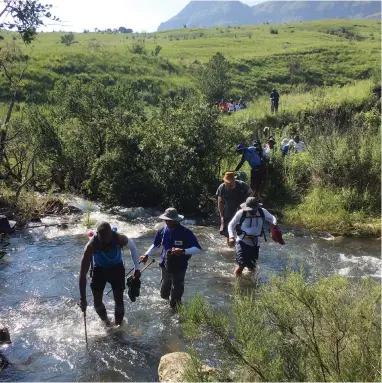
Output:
top-left (158, 352), bottom-right (216, 382)
top-left (0, 327), bottom-right (11, 344)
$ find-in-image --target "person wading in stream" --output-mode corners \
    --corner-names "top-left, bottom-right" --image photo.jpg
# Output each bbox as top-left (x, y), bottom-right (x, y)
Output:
top-left (228, 197), bottom-right (277, 276)
top-left (216, 171), bottom-right (253, 246)
top-left (140, 208), bottom-right (202, 309)
top-left (79, 222), bottom-right (141, 326)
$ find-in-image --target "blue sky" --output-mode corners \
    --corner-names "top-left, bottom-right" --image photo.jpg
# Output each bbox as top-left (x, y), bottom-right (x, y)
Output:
top-left (46, 0), bottom-right (265, 33)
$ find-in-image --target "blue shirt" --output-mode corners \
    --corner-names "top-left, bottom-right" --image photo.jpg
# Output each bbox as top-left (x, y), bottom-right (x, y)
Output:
top-left (243, 146), bottom-right (265, 168)
top-left (153, 225), bottom-right (201, 270)
top-left (92, 233), bottom-right (123, 268)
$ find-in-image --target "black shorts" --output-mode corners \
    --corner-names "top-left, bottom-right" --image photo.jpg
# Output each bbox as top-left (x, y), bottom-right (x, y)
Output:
top-left (235, 240), bottom-right (259, 269)
top-left (90, 262), bottom-right (125, 293)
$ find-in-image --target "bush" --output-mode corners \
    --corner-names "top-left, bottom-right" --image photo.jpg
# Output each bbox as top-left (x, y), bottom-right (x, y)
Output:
top-left (180, 270), bottom-right (381, 382)
top-left (269, 28), bottom-right (278, 35)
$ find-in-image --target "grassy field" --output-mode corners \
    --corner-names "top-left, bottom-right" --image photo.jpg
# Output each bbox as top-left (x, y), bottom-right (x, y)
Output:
top-left (0, 19), bottom-right (380, 102)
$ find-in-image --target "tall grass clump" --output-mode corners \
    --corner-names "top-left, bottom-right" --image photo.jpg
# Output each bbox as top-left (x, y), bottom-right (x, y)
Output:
top-left (180, 270), bottom-right (381, 382)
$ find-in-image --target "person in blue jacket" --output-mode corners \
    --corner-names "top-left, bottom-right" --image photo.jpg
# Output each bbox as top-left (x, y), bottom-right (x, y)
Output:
top-left (140, 208), bottom-right (202, 308)
top-left (235, 140), bottom-right (267, 198)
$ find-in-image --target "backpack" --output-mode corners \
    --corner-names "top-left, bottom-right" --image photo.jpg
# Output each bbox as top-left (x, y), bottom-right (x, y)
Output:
top-left (235, 208), bottom-right (267, 242)
top-left (246, 147), bottom-right (264, 168)
top-left (160, 226), bottom-right (187, 273)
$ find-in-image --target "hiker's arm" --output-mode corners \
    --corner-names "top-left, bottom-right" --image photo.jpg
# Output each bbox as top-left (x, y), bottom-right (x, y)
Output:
top-left (141, 230), bottom-right (162, 259)
top-left (262, 208), bottom-right (277, 225)
top-left (217, 197), bottom-right (225, 219)
top-left (118, 234), bottom-right (141, 270)
top-left (79, 242), bottom-right (95, 299)
top-left (228, 211), bottom-right (242, 239)
top-left (234, 156), bottom-right (245, 171)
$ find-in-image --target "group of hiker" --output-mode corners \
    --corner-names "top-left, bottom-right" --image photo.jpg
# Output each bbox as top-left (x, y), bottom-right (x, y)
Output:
top-left (78, 127), bottom-right (305, 326)
top-left (215, 88), bottom-right (280, 115)
top-left (216, 99), bottom-right (247, 114)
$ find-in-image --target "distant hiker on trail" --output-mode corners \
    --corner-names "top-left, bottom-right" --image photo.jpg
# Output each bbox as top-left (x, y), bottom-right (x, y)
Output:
top-left (216, 171), bottom-right (253, 246)
top-left (265, 136), bottom-right (276, 154)
top-left (239, 99), bottom-right (247, 109)
top-left (235, 141), bottom-right (267, 198)
top-left (140, 208), bottom-right (201, 309)
top-left (228, 197), bottom-right (277, 276)
top-left (289, 135), bottom-right (305, 153)
top-left (270, 88), bottom-right (280, 113)
top-left (79, 222), bottom-right (141, 326)
top-left (281, 138), bottom-right (290, 156)
top-left (228, 100), bottom-right (235, 114)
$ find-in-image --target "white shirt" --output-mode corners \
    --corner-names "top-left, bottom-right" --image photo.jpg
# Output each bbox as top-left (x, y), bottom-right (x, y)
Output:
top-left (228, 208), bottom-right (277, 246)
top-left (289, 140), bottom-right (305, 153)
top-left (228, 103), bottom-right (235, 112)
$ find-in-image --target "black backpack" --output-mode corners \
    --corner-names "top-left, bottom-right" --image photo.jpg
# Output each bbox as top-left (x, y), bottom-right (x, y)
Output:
top-left (235, 208), bottom-right (267, 241)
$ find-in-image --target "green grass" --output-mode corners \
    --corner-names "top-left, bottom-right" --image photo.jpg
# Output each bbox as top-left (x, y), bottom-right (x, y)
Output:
top-left (0, 19), bottom-right (380, 102)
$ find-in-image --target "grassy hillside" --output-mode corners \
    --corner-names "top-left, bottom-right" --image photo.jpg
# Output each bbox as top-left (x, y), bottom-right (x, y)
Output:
top-left (0, 19), bottom-right (380, 236)
top-left (0, 19), bottom-right (380, 102)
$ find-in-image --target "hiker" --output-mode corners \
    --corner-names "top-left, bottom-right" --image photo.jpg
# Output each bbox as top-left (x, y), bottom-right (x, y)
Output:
top-left (234, 141), bottom-right (267, 198)
top-left (235, 101), bottom-right (241, 112)
top-left (239, 99), bottom-right (247, 109)
top-left (289, 135), bottom-right (305, 153)
top-left (270, 88), bottom-right (280, 113)
top-left (281, 138), bottom-right (290, 156)
top-left (79, 222), bottom-right (141, 326)
top-left (228, 197), bottom-right (277, 276)
top-left (265, 136), bottom-right (276, 154)
top-left (216, 171), bottom-right (253, 246)
top-left (140, 208), bottom-right (201, 308)
top-left (228, 100), bottom-right (235, 114)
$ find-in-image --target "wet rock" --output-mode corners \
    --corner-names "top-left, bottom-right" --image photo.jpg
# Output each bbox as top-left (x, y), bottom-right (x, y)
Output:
top-left (0, 327), bottom-right (11, 344)
top-left (158, 352), bottom-right (216, 382)
top-left (30, 217), bottom-right (42, 223)
top-left (62, 205), bottom-right (83, 215)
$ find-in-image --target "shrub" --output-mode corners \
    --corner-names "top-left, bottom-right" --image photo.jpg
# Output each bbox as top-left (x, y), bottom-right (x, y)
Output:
top-left (269, 28), bottom-right (278, 34)
top-left (180, 270), bottom-right (381, 382)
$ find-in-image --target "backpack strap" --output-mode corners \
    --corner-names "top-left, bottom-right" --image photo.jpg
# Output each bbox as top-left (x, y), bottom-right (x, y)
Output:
top-left (258, 208), bottom-right (267, 242)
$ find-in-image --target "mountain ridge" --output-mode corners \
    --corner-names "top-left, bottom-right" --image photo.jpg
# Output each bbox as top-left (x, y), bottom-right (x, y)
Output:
top-left (157, 1), bottom-right (382, 31)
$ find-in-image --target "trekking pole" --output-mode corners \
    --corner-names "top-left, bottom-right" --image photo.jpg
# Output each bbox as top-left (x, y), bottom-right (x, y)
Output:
top-left (83, 311), bottom-right (88, 349)
top-left (125, 259), bottom-right (155, 286)
top-left (105, 259), bottom-right (154, 296)
top-left (105, 260), bottom-right (143, 296)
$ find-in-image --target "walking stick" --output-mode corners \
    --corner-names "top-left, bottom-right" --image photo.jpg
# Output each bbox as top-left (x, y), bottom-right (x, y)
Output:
top-left (83, 310), bottom-right (88, 349)
top-left (105, 259), bottom-right (155, 296)
top-left (105, 259), bottom-right (144, 296)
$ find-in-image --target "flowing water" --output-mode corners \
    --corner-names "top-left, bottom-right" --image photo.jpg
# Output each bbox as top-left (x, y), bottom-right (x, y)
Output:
top-left (0, 197), bottom-right (381, 381)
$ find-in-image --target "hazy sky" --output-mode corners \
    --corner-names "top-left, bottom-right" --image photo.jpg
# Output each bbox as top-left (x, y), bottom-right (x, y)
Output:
top-left (45, 0), bottom-right (265, 33)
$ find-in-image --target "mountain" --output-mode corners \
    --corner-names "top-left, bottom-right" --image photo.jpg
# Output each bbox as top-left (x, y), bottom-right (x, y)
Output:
top-left (251, 1), bottom-right (382, 24)
top-left (157, 1), bottom-right (254, 31)
top-left (157, 1), bottom-right (381, 31)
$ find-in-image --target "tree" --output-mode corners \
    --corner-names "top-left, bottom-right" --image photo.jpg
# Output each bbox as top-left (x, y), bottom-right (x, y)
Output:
top-left (118, 26), bottom-right (133, 33)
top-left (0, 42), bottom-right (28, 174)
top-left (151, 45), bottom-right (162, 57)
top-left (199, 52), bottom-right (231, 104)
top-left (0, 0), bottom-right (59, 44)
top-left (60, 33), bottom-right (77, 46)
top-left (129, 39), bottom-right (146, 55)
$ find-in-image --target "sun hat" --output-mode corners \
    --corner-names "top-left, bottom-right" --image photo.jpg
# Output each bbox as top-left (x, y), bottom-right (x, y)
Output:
top-left (158, 207), bottom-right (184, 222)
top-left (222, 171), bottom-right (236, 183)
top-left (240, 197), bottom-right (263, 211)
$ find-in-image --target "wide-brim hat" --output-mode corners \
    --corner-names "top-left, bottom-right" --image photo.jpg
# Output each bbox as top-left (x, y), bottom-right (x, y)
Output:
top-left (158, 207), bottom-right (184, 222)
top-left (240, 197), bottom-right (263, 211)
top-left (222, 172), bottom-right (236, 183)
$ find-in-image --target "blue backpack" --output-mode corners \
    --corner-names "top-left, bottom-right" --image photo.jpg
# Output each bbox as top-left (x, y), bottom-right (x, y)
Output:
top-left (245, 146), bottom-right (264, 168)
